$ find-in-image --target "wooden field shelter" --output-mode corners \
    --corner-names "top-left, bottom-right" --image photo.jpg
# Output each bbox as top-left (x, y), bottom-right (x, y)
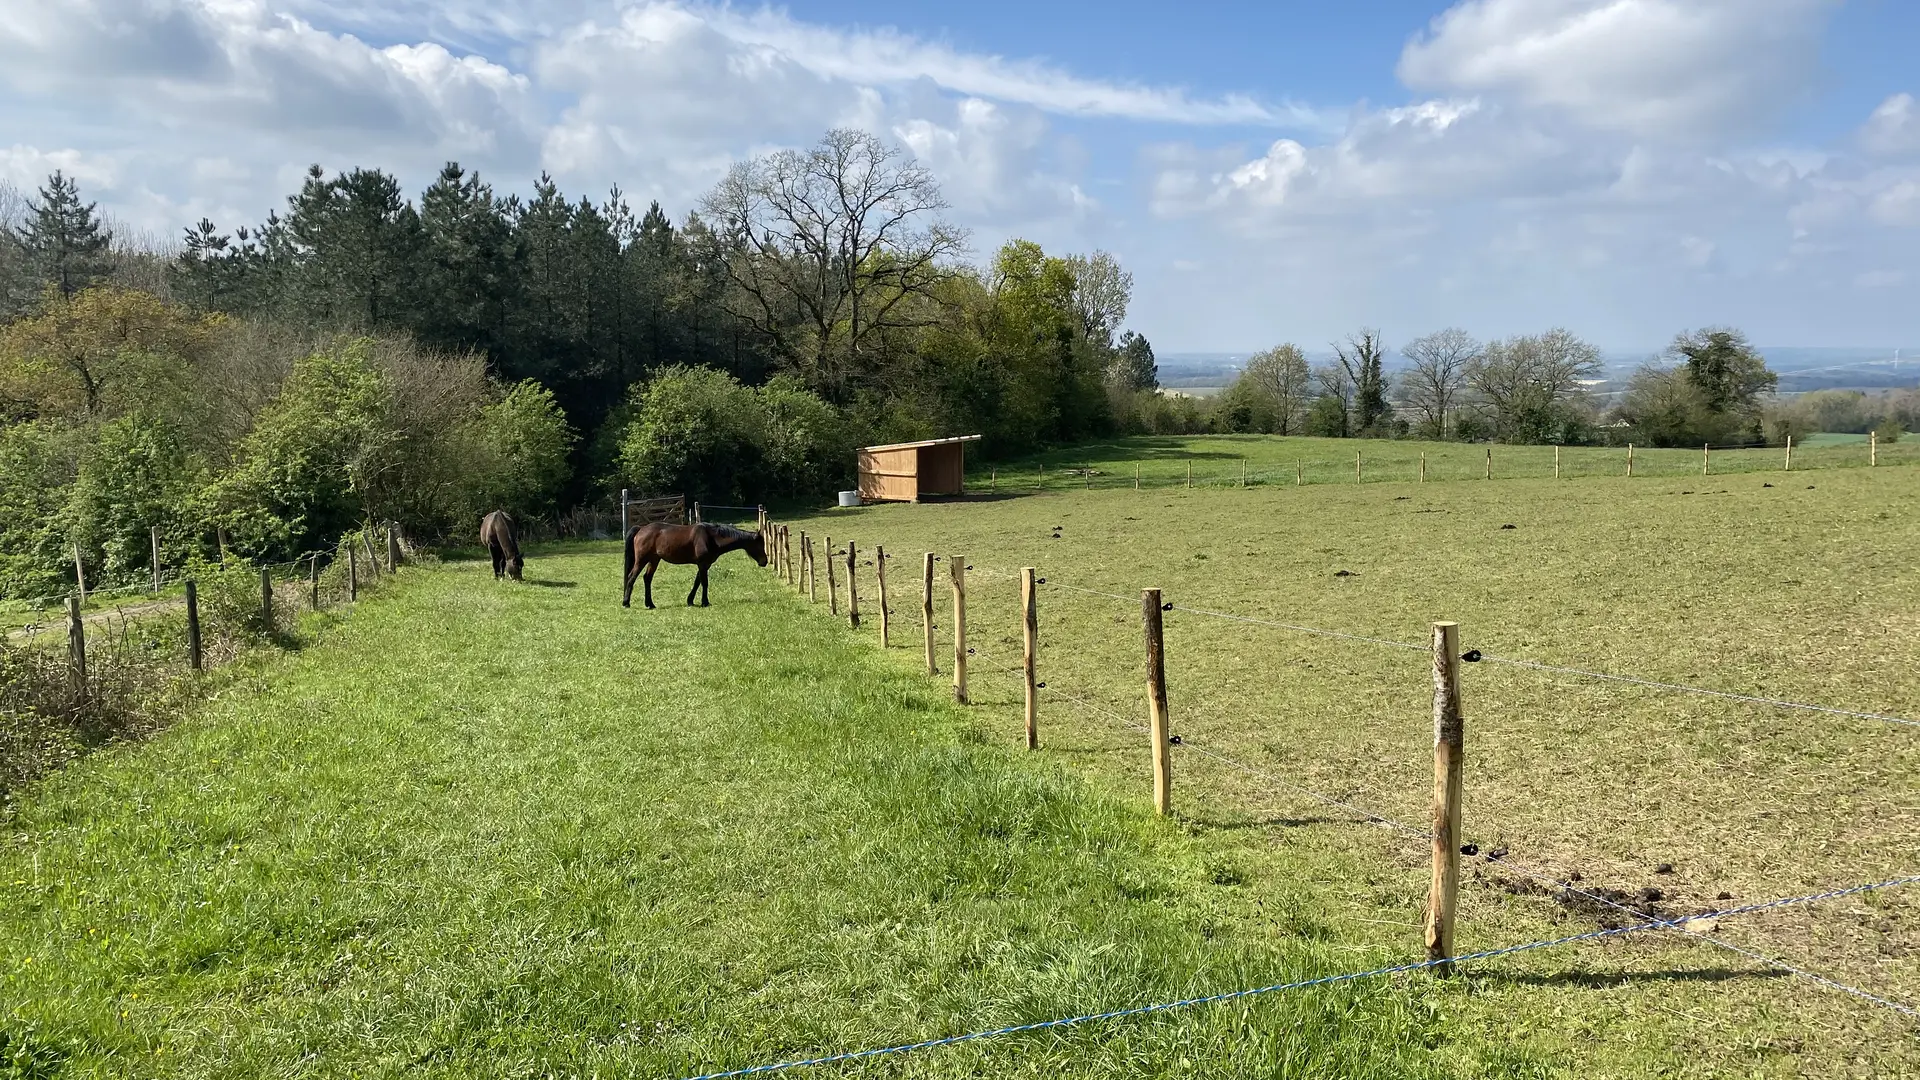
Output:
top-left (856, 435), bottom-right (983, 503)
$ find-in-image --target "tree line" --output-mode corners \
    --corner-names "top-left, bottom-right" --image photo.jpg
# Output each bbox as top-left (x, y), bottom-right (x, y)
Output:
top-left (1215, 325), bottom-right (1910, 448)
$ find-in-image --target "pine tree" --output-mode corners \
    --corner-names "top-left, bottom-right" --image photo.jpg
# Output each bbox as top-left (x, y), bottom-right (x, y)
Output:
top-left (419, 162), bottom-right (516, 358)
top-left (1111, 330), bottom-right (1158, 390)
top-left (18, 171), bottom-right (111, 299)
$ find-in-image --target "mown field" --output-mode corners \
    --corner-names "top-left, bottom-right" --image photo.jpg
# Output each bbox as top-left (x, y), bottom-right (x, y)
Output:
top-left (783, 445), bottom-right (1920, 1075)
top-left (974, 432), bottom-right (1911, 491)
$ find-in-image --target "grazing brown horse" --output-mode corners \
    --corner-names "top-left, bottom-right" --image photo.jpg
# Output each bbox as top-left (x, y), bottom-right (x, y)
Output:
top-left (480, 510), bottom-right (523, 581)
top-left (622, 523), bottom-right (766, 608)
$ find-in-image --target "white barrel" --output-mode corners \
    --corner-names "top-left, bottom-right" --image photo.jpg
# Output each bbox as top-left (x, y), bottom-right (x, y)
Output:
top-left (837, 490), bottom-right (861, 508)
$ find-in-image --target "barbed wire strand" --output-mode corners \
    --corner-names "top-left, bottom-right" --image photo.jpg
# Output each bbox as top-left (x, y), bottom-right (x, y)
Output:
top-left (675, 875), bottom-right (1920, 1080)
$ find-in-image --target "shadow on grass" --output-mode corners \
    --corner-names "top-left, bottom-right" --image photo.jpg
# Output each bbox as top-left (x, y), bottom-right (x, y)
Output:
top-left (1186, 813), bottom-right (1344, 830)
top-left (521, 579), bottom-right (577, 589)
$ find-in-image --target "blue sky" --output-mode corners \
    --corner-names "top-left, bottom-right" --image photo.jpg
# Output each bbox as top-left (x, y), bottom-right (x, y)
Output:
top-left (2, 0), bottom-right (1916, 353)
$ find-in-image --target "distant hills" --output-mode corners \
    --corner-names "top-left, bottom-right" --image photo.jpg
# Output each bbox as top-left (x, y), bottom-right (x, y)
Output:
top-left (1157, 348), bottom-right (1919, 394)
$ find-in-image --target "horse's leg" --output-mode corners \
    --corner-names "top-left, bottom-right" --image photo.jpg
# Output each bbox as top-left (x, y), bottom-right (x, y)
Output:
top-left (687, 563), bottom-right (703, 607)
top-left (621, 546), bottom-right (639, 608)
top-left (643, 560), bottom-right (658, 609)
top-left (701, 562), bottom-right (711, 606)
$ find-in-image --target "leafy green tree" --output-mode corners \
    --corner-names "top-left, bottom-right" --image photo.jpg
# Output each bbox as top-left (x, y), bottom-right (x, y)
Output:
top-left (67, 413), bottom-right (207, 582)
top-left (1334, 329), bottom-right (1390, 436)
top-left (616, 366), bottom-right (766, 502)
top-left (1110, 330), bottom-right (1158, 391)
top-left (0, 286), bottom-right (223, 419)
top-left (13, 172), bottom-right (111, 300)
top-left (0, 421), bottom-right (83, 597)
top-left (1237, 343), bottom-right (1311, 434)
top-left (1670, 328), bottom-right (1775, 417)
top-left (469, 381), bottom-right (575, 520)
top-left (1616, 365), bottom-right (1731, 447)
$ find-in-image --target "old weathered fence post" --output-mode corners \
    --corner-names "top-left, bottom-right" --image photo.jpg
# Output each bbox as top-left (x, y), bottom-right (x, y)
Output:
top-left (363, 531), bottom-right (381, 579)
top-left (1022, 566), bottom-right (1038, 750)
top-left (845, 541), bottom-right (860, 629)
top-left (73, 542), bottom-right (87, 603)
top-left (620, 488), bottom-right (630, 539)
top-left (950, 556), bottom-right (967, 703)
top-left (922, 553), bottom-right (937, 675)
top-left (386, 522), bottom-right (399, 573)
top-left (310, 554), bottom-right (321, 609)
top-left (1355, 449), bottom-right (1362, 482)
top-left (802, 532), bottom-right (815, 600)
top-left (1484, 447), bottom-right (1492, 480)
top-left (1240, 460), bottom-right (1247, 488)
top-left (1785, 435), bottom-right (1793, 471)
top-left (1186, 460), bottom-right (1192, 489)
top-left (347, 544), bottom-right (358, 602)
top-left (1142, 588), bottom-right (1172, 816)
top-left (1295, 458), bottom-right (1302, 486)
top-left (1427, 620), bottom-right (1465, 973)
top-left (1134, 464), bottom-right (1140, 490)
top-left (185, 578), bottom-right (202, 672)
top-left (1627, 443), bottom-right (1635, 478)
top-left (1554, 444), bottom-right (1561, 479)
top-left (1871, 430), bottom-right (1878, 467)
top-left (1704, 444), bottom-right (1711, 475)
top-left (825, 535), bottom-right (839, 615)
top-left (67, 596), bottom-right (87, 701)
top-left (1420, 453), bottom-right (1427, 483)
top-left (151, 526), bottom-right (162, 592)
top-left (260, 567), bottom-right (274, 630)
top-left (991, 469), bottom-right (997, 493)
top-left (875, 546), bottom-right (891, 647)
top-left (693, 501), bottom-right (702, 525)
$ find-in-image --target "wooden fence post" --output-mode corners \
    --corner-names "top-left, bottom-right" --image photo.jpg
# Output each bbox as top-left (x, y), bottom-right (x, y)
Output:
top-left (1703, 444), bottom-right (1711, 475)
top-left (950, 556), bottom-right (967, 703)
top-left (363, 532), bottom-right (381, 578)
top-left (922, 553), bottom-right (937, 675)
top-left (1785, 435), bottom-right (1793, 471)
top-left (260, 567), bottom-right (274, 630)
top-left (1295, 459), bottom-right (1302, 487)
top-left (876, 547), bottom-right (891, 647)
top-left (1240, 460), bottom-right (1247, 488)
top-left (1085, 467), bottom-right (1092, 490)
top-left (67, 596), bottom-right (87, 701)
top-left (620, 488), bottom-right (630, 539)
top-left (845, 540), bottom-right (860, 629)
top-left (1355, 449), bottom-right (1362, 482)
top-left (825, 535), bottom-right (839, 615)
top-left (1871, 430), bottom-right (1878, 467)
top-left (185, 578), bottom-right (202, 672)
top-left (1484, 447), bottom-right (1492, 480)
top-left (1022, 567), bottom-right (1038, 750)
top-left (1134, 464), bottom-right (1140, 490)
top-left (1420, 453), bottom-right (1427, 483)
top-left (73, 542), bottom-right (87, 604)
top-left (310, 554), bottom-right (320, 609)
top-left (1186, 460), bottom-right (1192, 489)
top-left (1142, 588), bottom-right (1172, 816)
top-left (802, 533), bottom-right (815, 600)
top-left (693, 501), bottom-right (702, 525)
top-left (1426, 620), bottom-right (1465, 973)
top-left (991, 469), bottom-right (997, 493)
top-left (1037, 462), bottom-right (1043, 488)
top-left (151, 526), bottom-right (162, 592)
top-left (348, 544), bottom-right (358, 602)
top-left (1627, 443), bottom-right (1634, 477)
top-left (1554, 444), bottom-right (1561, 479)
top-left (386, 522), bottom-right (399, 573)
top-left (217, 526), bottom-right (229, 561)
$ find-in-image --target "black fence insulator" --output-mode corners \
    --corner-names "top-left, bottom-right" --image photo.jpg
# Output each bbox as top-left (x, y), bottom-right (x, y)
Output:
top-left (1461, 649), bottom-right (1483, 663)
top-left (1035, 682), bottom-right (1046, 689)
top-left (1168, 734), bottom-right (1182, 745)
top-left (1160, 601), bottom-right (1173, 611)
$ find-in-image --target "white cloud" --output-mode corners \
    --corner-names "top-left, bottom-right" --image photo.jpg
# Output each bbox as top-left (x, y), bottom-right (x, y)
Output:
top-left (1397, 0), bottom-right (1834, 140)
top-left (1861, 93), bottom-right (1920, 160)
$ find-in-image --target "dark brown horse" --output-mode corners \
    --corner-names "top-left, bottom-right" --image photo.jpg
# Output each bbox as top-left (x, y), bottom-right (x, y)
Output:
top-left (480, 510), bottom-right (523, 581)
top-left (622, 523), bottom-right (766, 608)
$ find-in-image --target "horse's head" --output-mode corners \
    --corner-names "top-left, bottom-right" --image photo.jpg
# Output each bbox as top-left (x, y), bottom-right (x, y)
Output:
top-left (749, 532), bottom-right (769, 566)
top-left (509, 554), bottom-right (524, 581)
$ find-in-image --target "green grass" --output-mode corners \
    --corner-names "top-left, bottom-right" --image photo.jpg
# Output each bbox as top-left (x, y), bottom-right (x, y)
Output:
top-left (786, 441), bottom-right (1920, 1075)
top-left (965, 433), bottom-right (1909, 491)
top-left (1, 547), bottom-right (1572, 1079)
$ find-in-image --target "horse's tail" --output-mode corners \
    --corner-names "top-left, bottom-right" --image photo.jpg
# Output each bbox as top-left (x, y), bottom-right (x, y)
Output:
top-left (622, 525), bottom-right (636, 585)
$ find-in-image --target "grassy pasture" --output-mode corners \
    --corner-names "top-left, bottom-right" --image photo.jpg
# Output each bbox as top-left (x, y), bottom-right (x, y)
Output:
top-left (973, 433), bottom-right (1910, 491)
top-left (1, 545), bottom-right (1572, 1079)
top-left (786, 446), bottom-right (1920, 1074)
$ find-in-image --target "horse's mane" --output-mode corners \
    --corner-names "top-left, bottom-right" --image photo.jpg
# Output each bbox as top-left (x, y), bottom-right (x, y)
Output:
top-left (707, 523), bottom-right (757, 541)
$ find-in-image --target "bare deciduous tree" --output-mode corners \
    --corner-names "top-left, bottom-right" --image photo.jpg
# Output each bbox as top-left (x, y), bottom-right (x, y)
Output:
top-left (1242, 342), bottom-right (1312, 434)
top-left (701, 129), bottom-right (968, 399)
top-left (1397, 327), bottom-right (1480, 437)
top-left (1467, 328), bottom-right (1602, 443)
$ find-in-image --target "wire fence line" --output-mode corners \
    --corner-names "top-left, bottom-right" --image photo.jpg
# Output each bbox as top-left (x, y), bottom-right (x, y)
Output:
top-left (761, 522), bottom-right (1920, 1049)
top-left (1043, 578), bottom-right (1920, 730)
top-left (675, 875), bottom-right (1920, 1080)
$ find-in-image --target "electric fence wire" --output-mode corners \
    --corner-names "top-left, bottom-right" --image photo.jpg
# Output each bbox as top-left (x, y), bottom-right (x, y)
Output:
top-left (675, 875), bottom-right (1920, 1080)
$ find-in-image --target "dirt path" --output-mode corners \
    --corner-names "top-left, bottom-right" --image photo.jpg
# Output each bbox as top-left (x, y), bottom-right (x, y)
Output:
top-left (5, 597), bottom-right (184, 642)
